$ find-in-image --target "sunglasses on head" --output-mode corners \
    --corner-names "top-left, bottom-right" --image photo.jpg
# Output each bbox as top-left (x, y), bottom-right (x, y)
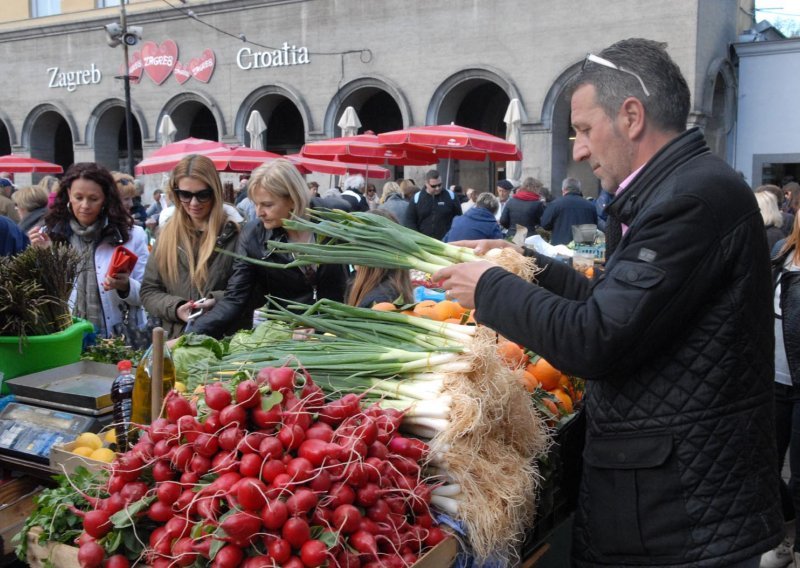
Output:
top-left (582, 53), bottom-right (650, 97)
top-left (174, 188), bottom-right (214, 203)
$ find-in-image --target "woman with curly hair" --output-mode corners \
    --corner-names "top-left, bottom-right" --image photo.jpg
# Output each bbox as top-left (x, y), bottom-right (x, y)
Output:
top-left (141, 155), bottom-right (241, 338)
top-left (27, 162), bottom-right (149, 338)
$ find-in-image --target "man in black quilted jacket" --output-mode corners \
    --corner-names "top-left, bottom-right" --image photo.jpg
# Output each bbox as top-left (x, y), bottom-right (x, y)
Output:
top-left (435, 38), bottom-right (783, 567)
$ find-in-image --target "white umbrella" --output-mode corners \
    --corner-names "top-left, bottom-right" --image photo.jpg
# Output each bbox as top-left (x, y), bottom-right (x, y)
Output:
top-left (246, 110), bottom-right (267, 150)
top-left (503, 98), bottom-right (523, 183)
top-left (337, 106), bottom-right (362, 137)
top-left (158, 114), bottom-right (177, 147)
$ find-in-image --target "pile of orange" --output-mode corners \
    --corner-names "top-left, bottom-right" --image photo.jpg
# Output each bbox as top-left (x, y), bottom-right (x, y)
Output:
top-left (526, 356), bottom-right (578, 416)
top-left (372, 299), bottom-right (477, 325)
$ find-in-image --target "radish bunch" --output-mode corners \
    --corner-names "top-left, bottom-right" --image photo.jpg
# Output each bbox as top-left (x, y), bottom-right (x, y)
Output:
top-left (73, 367), bottom-right (446, 567)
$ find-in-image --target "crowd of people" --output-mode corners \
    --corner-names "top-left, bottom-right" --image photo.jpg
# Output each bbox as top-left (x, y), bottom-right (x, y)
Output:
top-left (3, 36), bottom-right (800, 568)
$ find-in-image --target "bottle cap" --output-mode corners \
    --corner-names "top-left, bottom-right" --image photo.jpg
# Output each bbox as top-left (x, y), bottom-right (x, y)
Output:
top-left (117, 359), bottom-right (133, 372)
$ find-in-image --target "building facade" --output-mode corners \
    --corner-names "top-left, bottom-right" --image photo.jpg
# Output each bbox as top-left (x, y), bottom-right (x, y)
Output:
top-left (0, 0), bottom-right (750, 196)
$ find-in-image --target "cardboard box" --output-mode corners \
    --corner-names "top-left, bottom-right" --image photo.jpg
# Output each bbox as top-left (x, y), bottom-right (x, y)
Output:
top-left (48, 441), bottom-right (108, 476)
top-left (414, 535), bottom-right (458, 568)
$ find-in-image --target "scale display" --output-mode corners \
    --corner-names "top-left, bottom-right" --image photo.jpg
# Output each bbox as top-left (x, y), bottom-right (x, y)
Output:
top-left (0, 402), bottom-right (98, 463)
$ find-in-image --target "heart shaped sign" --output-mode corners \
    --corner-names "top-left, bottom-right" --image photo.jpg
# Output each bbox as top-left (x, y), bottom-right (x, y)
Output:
top-left (128, 50), bottom-right (143, 84)
top-left (189, 49), bottom-right (216, 83)
top-left (173, 61), bottom-right (191, 85)
top-left (141, 40), bottom-right (178, 85)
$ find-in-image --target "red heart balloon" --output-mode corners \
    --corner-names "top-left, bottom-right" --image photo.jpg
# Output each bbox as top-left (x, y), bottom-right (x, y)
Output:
top-left (141, 40), bottom-right (178, 85)
top-left (189, 49), bottom-right (216, 83)
top-left (173, 61), bottom-right (191, 85)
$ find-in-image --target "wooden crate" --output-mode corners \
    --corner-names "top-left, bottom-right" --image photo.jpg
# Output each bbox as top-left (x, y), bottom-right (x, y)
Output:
top-left (48, 442), bottom-right (108, 477)
top-left (0, 477), bottom-right (43, 555)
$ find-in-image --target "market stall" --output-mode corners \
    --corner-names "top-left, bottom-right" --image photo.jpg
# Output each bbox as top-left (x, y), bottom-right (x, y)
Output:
top-left (1, 212), bottom-right (584, 567)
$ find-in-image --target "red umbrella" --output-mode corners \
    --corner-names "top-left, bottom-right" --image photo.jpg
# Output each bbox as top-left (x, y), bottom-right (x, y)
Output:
top-left (286, 154), bottom-right (390, 179)
top-left (208, 146), bottom-right (284, 173)
top-left (301, 133), bottom-right (437, 166)
top-left (0, 154), bottom-right (63, 174)
top-left (134, 137), bottom-right (228, 175)
top-left (378, 124), bottom-right (522, 161)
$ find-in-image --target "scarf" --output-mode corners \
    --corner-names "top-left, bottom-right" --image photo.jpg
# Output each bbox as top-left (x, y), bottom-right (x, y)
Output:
top-left (514, 190), bottom-right (541, 202)
top-left (69, 218), bottom-right (105, 336)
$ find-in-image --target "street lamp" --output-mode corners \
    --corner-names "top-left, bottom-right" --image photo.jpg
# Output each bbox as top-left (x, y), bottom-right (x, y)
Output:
top-left (104, 2), bottom-right (142, 176)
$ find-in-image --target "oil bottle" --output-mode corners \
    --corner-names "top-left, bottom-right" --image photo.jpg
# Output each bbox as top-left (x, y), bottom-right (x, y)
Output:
top-left (110, 359), bottom-right (135, 452)
top-left (130, 333), bottom-right (175, 427)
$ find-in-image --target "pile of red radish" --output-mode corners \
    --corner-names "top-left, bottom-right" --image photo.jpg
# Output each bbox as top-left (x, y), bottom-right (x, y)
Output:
top-left (72, 367), bottom-right (448, 568)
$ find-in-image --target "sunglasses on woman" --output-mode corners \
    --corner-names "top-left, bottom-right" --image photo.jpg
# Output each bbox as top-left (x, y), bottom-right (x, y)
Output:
top-left (174, 188), bottom-right (214, 203)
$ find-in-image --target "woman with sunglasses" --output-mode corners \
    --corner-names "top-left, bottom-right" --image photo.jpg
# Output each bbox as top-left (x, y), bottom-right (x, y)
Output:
top-left (191, 158), bottom-right (348, 339)
top-left (140, 154), bottom-right (241, 339)
top-left (27, 162), bottom-right (149, 339)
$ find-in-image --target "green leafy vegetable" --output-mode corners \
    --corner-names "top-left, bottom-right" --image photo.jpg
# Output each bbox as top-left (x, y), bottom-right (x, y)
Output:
top-left (227, 320), bottom-right (293, 355)
top-left (172, 333), bottom-right (223, 384)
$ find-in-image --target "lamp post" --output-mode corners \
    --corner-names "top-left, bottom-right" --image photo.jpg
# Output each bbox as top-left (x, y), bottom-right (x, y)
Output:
top-left (105, 1), bottom-right (142, 176)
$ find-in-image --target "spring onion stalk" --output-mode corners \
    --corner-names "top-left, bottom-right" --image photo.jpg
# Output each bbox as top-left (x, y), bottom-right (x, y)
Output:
top-left (259, 299), bottom-right (470, 352)
top-left (401, 416), bottom-right (449, 432)
top-left (432, 484), bottom-right (463, 498)
top-left (216, 209), bottom-right (481, 275)
top-left (431, 495), bottom-right (461, 516)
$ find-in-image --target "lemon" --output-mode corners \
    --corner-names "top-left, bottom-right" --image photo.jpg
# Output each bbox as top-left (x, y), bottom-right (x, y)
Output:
top-left (89, 448), bottom-right (116, 463)
top-left (72, 446), bottom-right (94, 457)
top-left (174, 381), bottom-right (187, 393)
top-left (74, 432), bottom-right (103, 451)
top-left (104, 429), bottom-right (116, 445)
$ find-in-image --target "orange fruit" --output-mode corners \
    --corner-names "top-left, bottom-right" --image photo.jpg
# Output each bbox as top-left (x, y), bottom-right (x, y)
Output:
top-left (465, 310), bottom-right (477, 324)
top-left (401, 310), bottom-right (416, 316)
top-left (541, 397), bottom-right (560, 418)
top-left (530, 357), bottom-right (563, 391)
top-left (372, 302), bottom-right (397, 311)
top-left (551, 388), bottom-right (574, 414)
top-left (443, 317), bottom-right (463, 324)
top-left (497, 341), bottom-right (528, 369)
top-left (413, 300), bottom-right (438, 319)
top-left (520, 370), bottom-right (539, 392)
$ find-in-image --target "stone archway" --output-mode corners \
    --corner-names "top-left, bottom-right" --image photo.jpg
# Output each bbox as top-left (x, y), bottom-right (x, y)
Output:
top-left (324, 76), bottom-right (411, 137)
top-left (159, 92), bottom-right (224, 142)
top-left (426, 67), bottom-right (519, 190)
top-left (23, 103), bottom-right (78, 173)
top-left (87, 99), bottom-right (144, 172)
top-left (237, 85), bottom-right (310, 155)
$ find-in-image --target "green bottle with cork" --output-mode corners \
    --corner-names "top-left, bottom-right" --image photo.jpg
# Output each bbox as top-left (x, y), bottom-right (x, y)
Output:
top-left (130, 327), bottom-right (175, 427)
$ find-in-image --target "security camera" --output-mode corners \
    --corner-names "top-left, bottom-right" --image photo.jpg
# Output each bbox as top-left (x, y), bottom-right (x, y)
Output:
top-left (123, 26), bottom-right (143, 46)
top-left (104, 22), bottom-right (123, 48)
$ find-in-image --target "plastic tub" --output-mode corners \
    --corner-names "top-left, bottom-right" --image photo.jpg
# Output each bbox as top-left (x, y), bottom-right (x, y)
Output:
top-left (0, 318), bottom-right (94, 393)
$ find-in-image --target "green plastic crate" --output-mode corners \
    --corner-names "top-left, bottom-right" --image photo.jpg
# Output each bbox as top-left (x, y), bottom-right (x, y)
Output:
top-left (0, 318), bottom-right (94, 393)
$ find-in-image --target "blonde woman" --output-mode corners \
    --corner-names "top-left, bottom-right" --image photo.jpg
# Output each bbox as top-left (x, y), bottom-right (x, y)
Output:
top-left (192, 158), bottom-right (348, 339)
top-left (140, 155), bottom-right (240, 338)
top-left (378, 181), bottom-right (411, 228)
top-left (12, 184), bottom-right (49, 233)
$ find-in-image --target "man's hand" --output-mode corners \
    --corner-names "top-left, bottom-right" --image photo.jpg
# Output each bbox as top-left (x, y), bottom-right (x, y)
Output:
top-left (432, 260), bottom-right (495, 309)
top-left (448, 239), bottom-right (523, 256)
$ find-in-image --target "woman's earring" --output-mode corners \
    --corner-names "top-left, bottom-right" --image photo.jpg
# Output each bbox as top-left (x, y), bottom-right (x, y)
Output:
top-left (67, 201), bottom-right (72, 211)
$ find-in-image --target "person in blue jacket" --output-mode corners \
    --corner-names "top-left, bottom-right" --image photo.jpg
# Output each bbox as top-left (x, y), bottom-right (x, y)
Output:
top-left (444, 192), bottom-right (503, 242)
top-left (540, 177), bottom-right (598, 245)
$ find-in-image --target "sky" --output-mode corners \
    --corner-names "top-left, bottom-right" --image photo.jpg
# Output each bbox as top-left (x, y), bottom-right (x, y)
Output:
top-left (755, 0), bottom-right (800, 34)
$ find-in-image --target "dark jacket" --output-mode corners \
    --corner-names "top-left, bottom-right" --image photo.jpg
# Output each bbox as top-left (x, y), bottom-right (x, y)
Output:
top-left (18, 206), bottom-right (47, 234)
top-left (341, 189), bottom-right (369, 212)
top-left (766, 224), bottom-right (784, 254)
top-left (499, 192), bottom-right (545, 238)
top-left (0, 215), bottom-right (27, 256)
top-left (140, 221), bottom-right (240, 339)
top-left (356, 279), bottom-right (404, 308)
top-left (540, 192), bottom-right (598, 245)
top-left (773, 244), bottom-right (800, 386)
top-left (192, 220), bottom-right (348, 339)
top-left (475, 129), bottom-right (782, 566)
top-left (405, 188), bottom-right (461, 240)
top-left (444, 206), bottom-right (503, 242)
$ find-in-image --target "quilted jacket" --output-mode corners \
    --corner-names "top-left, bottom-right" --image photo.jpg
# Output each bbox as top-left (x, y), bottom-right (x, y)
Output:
top-left (192, 220), bottom-right (348, 339)
top-left (475, 129), bottom-right (782, 566)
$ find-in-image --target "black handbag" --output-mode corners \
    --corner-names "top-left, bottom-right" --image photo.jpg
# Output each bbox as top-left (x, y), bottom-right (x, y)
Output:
top-left (112, 302), bottom-right (158, 350)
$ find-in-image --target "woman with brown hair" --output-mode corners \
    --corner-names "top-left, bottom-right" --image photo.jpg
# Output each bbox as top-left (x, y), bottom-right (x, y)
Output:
top-left (140, 154), bottom-right (240, 338)
top-left (347, 210), bottom-right (413, 308)
top-left (27, 162), bottom-right (149, 338)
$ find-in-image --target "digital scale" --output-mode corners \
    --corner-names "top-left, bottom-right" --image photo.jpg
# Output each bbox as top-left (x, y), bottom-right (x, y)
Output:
top-left (0, 361), bottom-right (117, 465)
